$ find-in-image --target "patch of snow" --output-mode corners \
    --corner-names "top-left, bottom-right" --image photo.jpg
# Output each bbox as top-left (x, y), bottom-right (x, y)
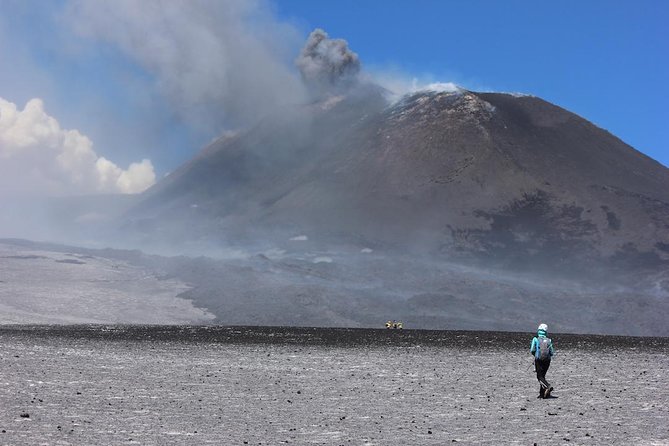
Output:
top-left (210, 130), bottom-right (239, 144)
top-left (289, 235), bottom-right (308, 241)
top-left (361, 248), bottom-right (373, 254)
top-left (320, 95), bottom-right (345, 111)
top-left (261, 249), bottom-right (286, 259)
top-left (312, 256), bottom-right (333, 264)
top-left (502, 92), bottom-right (535, 98)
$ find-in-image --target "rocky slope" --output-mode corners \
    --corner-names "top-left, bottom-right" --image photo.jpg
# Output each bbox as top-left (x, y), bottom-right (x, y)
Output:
top-left (125, 88), bottom-right (669, 282)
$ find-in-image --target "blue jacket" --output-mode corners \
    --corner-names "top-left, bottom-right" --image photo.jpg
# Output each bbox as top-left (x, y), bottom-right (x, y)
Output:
top-left (530, 329), bottom-right (554, 359)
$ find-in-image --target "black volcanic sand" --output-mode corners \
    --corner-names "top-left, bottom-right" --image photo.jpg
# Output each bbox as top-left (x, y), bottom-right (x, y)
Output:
top-left (0, 327), bottom-right (667, 445)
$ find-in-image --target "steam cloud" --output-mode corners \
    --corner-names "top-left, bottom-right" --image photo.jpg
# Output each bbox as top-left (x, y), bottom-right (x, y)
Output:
top-left (66, 0), bottom-right (307, 133)
top-left (0, 97), bottom-right (155, 195)
top-left (3, 1), bottom-right (459, 197)
top-left (296, 29), bottom-right (361, 97)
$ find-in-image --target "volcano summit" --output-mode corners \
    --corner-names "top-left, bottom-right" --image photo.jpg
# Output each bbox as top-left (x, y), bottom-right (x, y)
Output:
top-left (98, 80), bottom-right (669, 335)
top-left (127, 86), bottom-right (669, 280)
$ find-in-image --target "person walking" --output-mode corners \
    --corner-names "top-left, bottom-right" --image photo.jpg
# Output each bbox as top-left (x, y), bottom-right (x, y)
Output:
top-left (530, 323), bottom-right (554, 398)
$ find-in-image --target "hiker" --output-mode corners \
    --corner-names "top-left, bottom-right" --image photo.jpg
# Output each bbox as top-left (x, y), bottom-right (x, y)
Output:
top-left (530, 323), bottom-right (554, 398)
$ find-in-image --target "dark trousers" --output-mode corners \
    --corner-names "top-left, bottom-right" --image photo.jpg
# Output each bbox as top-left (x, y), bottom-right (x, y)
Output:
top-left (535, 358), bottom-right (551, 396)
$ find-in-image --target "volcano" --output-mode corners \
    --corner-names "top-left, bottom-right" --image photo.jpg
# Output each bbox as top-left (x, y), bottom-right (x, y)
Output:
top-left (125, 87), bottom-right (669, 282)
top-left (105, 86), bottom-right (669, 335)
top-left (6, 84), bottom-right (667, 335)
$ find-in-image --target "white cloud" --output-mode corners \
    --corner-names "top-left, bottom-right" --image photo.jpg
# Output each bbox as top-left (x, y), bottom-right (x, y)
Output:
top-left (116, 159), bottom-right (156, 194)
top-left (0, 96), bottom-right (155, 195)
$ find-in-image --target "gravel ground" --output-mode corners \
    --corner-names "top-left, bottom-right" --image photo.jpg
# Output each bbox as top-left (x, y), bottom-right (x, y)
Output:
top-left (0, 327), bottom-right (667, 445)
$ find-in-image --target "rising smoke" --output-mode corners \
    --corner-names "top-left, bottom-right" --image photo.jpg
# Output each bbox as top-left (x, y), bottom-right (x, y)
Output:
top-left (296, 29), bottom-right (362, 98)
top-left (0, 0), bottom-right (392, 242)
top-left (65, 0), bottom-right (308, 134)
top-left (67, 3), bottom-right (376, 129)
top-left (0, 0), bottom-right (451, 240)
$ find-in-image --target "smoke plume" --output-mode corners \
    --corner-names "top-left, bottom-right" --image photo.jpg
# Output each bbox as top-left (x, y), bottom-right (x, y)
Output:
top-left (296, 29), bottom-right (362, 98)
top-left (66, 0), bottom-right (307, 133)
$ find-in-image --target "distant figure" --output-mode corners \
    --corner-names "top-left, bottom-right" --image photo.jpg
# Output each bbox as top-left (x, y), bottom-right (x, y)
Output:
top-left (530, 323), bottom-right (554, 398)
top-left (385, 320), bottom-right (404, 329)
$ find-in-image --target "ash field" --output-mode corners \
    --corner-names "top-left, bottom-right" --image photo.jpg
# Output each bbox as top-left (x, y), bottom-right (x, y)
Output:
top-left (1, 326), bottom-right (667, 445)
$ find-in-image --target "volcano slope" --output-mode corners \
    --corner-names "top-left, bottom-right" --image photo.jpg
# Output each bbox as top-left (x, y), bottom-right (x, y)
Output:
top-left (110, 88), bottom-right (669, 334)
top-left (127, 88), bottom-right (669, 277)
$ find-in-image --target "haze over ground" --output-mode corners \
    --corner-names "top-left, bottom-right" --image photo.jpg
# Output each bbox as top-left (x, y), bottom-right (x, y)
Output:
top-left (0, 1), bottom-right (667, 335)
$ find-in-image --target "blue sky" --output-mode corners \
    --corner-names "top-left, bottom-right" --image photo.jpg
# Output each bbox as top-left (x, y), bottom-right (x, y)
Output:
top-left (276, 0), bottom-right (669, 167)
top-left (0, 0), bottom-right (667, 193)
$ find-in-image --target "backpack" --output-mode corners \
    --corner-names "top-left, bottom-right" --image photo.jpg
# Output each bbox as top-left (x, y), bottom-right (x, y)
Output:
top-left (537, 337), bottom-right (552, 360)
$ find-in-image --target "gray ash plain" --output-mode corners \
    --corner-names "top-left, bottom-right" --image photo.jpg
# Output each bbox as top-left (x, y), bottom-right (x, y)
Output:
top-left (1, 326), bottom-right (667, 445)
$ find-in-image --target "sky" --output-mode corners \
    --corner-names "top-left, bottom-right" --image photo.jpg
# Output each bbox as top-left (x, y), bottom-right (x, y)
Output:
top-left (275, 0), bottom-right (669, 165)
top-left (0, 0), bottom-right (667, 196)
